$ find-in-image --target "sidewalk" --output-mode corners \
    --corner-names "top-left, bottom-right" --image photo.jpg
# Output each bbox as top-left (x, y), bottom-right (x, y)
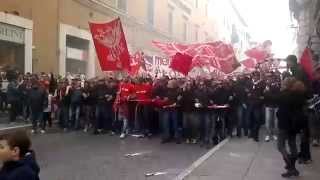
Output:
top-left (183, 138), bottom-right (320, 180)
top-left (0, 114), bottom-right (31, 135)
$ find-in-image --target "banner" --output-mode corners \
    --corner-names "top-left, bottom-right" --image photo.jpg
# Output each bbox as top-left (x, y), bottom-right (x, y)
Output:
top-left (244, 40), bottom-right (273, 63)
top-left (152, 41), bottom-right (240, 74)
top-left (129, 51), bottom-right (142, 76)
top-left (89, 18), bottom-right (130, 71)
top-left (241, 58), bottom-right (257, 69)
top-left (245, 48), bottom-right (269, 63)
top-left (170, 53), bottom-right (193, 76)
top-left (300, 47), bottom-right (314, 80)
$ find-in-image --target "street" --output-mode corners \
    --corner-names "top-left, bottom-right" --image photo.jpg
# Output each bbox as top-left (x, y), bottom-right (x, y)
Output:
top-left (31, 131), bottom-right (207, 180)
top-left (1, 1), bottom-right (319, 180)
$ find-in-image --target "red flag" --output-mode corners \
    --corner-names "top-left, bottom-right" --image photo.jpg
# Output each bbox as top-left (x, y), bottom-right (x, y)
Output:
top-left (241, 58), bottom-right (257, 69)
top-left (245, 41), bottom-right (272, 63)
top-left (219, 57), bottom-right (240, 74)
top-left (245, 48), bottom-right (268, 63)
top-left (170, 53), bottom-right (193, 76)
top-left (300, 47), bottom-right (314, 80)
top-left (89, 18), bottom-right (130, 71)
top-left (129, 51), bottom-right (142, 76)
top-left (152, 41), bottom-right (239, 74)
top-left (213, 43), bottom-right (240, 74)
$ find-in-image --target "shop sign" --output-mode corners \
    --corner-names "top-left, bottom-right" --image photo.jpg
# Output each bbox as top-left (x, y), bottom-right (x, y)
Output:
top-left (0, 22), bottom-right (25, 44)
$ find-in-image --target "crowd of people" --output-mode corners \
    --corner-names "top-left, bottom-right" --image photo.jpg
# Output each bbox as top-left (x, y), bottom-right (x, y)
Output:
top-left (1, 55), bottom-right (320, 178)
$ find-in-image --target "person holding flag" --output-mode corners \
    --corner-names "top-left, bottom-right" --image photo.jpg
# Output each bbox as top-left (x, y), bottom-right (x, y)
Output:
top-left (160, 79), bottom-right (182, 144)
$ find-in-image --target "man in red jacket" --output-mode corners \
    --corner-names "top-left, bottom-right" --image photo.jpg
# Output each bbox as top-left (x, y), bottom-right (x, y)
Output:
top-left (114, 78), bottom-right (135, 139)
top-left (135, 78), bottom-right (153, 137)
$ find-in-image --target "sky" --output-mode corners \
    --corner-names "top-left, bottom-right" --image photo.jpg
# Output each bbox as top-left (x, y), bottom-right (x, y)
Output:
top-left (231, 0), bottom-right (297, 58)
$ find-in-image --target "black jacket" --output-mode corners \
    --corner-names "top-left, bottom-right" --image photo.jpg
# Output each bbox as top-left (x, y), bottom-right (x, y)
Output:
top-left (28, 87), bottom-right (47, 112)
top-left (93, 85), bottom-right (116, 106)
top-left (264, 83), bottom-right (280, 107)
top-left (181, 89), bottom-right (195, 112)
top-left (276, 90), bottom-right (307, 133)
top-left (82, 87), bottom-right (95, 106)
top-left (211, 87), bottom-right (230, 105)
top-left (233, 82), bottom-right (247, 105)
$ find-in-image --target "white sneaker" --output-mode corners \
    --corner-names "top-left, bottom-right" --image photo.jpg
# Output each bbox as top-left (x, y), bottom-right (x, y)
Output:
top-left (265, 136), bottom-right (270, 142)
top-left (120, 133), bottom-right (126, 139)
top-left (273, 135), bottom-right (277, 141)
top-left (40, 130), bottom-right (46, 134)
top-left (31, 129), bottom-right (36, 134)
top-left (83, 128), bottom-right (88, 133)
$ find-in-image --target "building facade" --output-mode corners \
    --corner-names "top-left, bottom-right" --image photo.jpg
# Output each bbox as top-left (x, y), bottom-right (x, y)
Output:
top-left (290, 0), bottom-right (320, 58)
top-left (209, 0), bottom-right (250, 60)
top-left (0, 0), bottom-right (216, 77)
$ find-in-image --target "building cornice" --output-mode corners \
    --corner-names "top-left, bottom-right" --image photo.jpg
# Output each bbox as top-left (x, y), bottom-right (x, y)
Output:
top-left (0, 11), bottom-right (33, 29)
top-left (73, 0), bottom-right (180, 42)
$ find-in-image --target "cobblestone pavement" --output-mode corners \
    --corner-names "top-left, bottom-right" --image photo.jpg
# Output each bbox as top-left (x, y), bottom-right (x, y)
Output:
top-left (31, 131), bottom-right (207, 180)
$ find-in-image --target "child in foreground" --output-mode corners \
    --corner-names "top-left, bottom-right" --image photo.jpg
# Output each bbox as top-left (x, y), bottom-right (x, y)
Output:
top-left (0, 130), bottom-right (40, 180)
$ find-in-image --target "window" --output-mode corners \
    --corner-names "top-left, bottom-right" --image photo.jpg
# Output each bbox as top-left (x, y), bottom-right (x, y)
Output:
top-left (168, 6), bottom-right (174, 34)
top-left (194, 25), bottom-right (199, 42)
top-left (183, 16), bottom-right (188, 41)
top-left (147, 0), bottom-right (155, 26)
top-left (117, 0), bottom-right (127, 12)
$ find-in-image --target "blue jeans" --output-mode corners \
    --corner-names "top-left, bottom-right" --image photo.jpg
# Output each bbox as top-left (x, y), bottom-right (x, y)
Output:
top-left (236, 104), bottom-right (246, 136)
top-left (161, 111), bottom-right (181, 140)
top-left (31, 110), bottom-right (43, 130)
top-left (265, 107), bottom-right (278, 136)
top-left (70, 103), bottom-right (81, 129)
top-left (246, 105), bottom-right (263, 139)
top-left (95, 104), bottom-right (113, 131)
top-left (59, 105), bottom-right (69, 129)
top-left (183, 112), bottom-right (198, 139)
top-left (204, 112), bottom-right (215, 144)
top-left (23, 103), bottom-right (31, 120)
top-left (118, 113), bottom-right (129, 134)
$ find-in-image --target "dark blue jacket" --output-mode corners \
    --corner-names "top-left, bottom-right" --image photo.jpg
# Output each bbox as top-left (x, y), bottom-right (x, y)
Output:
top-left (7, 81), bottom-right (20, 103)
top-left (0, 151), bottom-right (40, 180)
top-left (28, 86), bottom-right (47, 112)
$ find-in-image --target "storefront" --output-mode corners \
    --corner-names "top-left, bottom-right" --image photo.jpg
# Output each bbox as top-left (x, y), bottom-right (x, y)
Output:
top-left (59, 24), bottom-right (96, 78)
top-left (0, 12), bottom-right (32, 73)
